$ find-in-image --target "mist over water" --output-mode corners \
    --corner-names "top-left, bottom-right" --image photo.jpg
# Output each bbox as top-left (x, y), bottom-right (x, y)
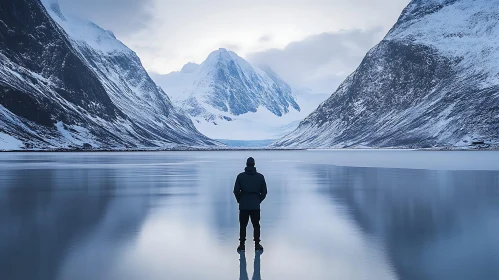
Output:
top-left (1, 151), bottom-right (498, 280)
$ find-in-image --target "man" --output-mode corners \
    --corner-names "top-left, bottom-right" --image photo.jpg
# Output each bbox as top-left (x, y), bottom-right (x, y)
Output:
top-left (234, 157), bottom-right (267, 252)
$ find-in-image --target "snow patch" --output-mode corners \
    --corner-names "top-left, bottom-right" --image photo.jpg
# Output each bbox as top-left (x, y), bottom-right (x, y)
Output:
top-left (0, 132), bottom-right (23, 151)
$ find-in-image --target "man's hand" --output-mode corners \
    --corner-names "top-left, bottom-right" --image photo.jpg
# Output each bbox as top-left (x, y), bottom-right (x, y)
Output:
top-left (260, 176), bottom-right (268, 202)
top-left (234, 175), bottom-right (242, 203)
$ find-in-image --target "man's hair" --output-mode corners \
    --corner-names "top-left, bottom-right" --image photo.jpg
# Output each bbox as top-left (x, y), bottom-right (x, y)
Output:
top-left (246, 157), bottom-right (255, 166)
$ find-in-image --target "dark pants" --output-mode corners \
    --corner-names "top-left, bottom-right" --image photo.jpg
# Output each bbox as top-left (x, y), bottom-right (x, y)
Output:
top-left (239, 210), bottom-right (260, 244)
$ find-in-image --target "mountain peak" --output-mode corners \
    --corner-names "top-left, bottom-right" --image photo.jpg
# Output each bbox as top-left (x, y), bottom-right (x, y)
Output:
top-left (205, 47), bottom-right (237, 65)
top-left (394, 0), bottom-right (457, 26)
top-left (154, 48), bottom-right (300, 126)
top-left (180, 62), bottom-right (199, 73)
top-left (151, 47), bottom-right (306, 140)
top-left (41, 0), bottom-right (66, 20)
top-left (211, 47), bottom-right (232, 56)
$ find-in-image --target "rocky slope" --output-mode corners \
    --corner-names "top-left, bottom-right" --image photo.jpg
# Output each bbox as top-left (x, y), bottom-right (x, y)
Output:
top-left (0, 0), bottom-right (217, 150)
top-left (274, 0), bottom-right (499, 148)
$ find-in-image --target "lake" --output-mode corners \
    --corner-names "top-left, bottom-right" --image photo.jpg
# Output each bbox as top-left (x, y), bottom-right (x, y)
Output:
top-left (1, 150), bottom-right (498, 280)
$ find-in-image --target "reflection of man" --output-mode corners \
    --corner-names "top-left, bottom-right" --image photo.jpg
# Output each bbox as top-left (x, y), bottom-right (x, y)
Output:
top-left (239, 252), bottom-right (262, 280)
top-left (234, 157), bottom-right (267, 252)
top-left (253, 252), bottom-right (262, 280)
top-left (239, 253), bottom-right (249, 280)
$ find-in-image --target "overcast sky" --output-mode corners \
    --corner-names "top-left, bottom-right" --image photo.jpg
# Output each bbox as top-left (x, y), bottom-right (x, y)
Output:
top-left (59, 0), bottom-right (410, 93)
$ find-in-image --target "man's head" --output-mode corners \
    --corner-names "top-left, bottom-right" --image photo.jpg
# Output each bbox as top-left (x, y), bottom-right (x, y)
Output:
top-left (246, 157), bottom-right (255, 167)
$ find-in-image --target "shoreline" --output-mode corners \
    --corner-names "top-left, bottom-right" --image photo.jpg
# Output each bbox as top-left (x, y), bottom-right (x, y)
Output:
top-left (0, 148), bottom-right (304, 152)
top-left (1, 147), bottom-right (498, 152)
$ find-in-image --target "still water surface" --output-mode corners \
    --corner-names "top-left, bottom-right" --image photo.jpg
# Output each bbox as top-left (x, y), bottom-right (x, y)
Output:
top-left (0, 150), bottom-right (498, 280)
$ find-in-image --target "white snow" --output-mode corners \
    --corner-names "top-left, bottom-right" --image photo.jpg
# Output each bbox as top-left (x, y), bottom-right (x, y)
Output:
top-left (54, 121), bottom-right (99, 148)
top-left (0, 132), bottom-right (23, 151)
top-left (386, 0), bottom-right (499, 87)
top-left (191, 90), bottom-right (328, 140)
top-left (191, 106), bottom-right (300, 140)
top-left (41, 0), bottom-right (130, 55)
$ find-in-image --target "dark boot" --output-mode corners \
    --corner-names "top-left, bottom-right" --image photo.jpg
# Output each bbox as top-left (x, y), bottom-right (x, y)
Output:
top-left (255, 243), bottom-right (263, 252)
top-left (237, 243), bottom-right (245, 252)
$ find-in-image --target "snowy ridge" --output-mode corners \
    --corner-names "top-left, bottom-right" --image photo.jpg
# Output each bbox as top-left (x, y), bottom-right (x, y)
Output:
top-left (387, 0), bottom-right (499, 86)
top-left (0, 0), bottom-right (218, 150)
top-left (274, 0), bottom-right (499, 149)
top-left (43, 2), bottom-right (201, 143)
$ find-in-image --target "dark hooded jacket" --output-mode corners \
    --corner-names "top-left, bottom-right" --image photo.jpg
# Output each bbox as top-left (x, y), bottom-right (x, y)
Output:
top-left (233, 166), bottom-right (267, 210)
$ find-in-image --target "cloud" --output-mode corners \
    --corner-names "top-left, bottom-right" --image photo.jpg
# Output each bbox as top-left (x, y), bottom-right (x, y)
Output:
top-left (247, 27), bottom-right (386, 93)
top-left (54, 0), bottom-right (410, 77)
top-left (58, 0), bottom-right (154, 35)
top-left (134, 0), bottom-right (409, 75)
top-left (259, 35), bottom-right (273, 43)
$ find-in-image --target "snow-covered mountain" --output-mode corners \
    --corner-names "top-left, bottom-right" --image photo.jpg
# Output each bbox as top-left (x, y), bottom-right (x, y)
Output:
top-left (274, 0), bottom-right (499, 148)
top-left (0, 0), bottom-right (217, 150)
top-left (152, 49), bottom-right (327, 140)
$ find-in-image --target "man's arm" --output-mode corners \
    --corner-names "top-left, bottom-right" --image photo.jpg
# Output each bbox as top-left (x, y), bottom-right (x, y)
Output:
top-left (260, 176), bottom-right (268, 202)
top-left (233, 175), bottom-right (241, 203)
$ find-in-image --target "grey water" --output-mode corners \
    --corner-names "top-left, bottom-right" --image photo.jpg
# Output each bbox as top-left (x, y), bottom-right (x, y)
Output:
top-left (215, 139), bottom-right (277, 148)
top-left (1, 150), bottom-right (499, 280)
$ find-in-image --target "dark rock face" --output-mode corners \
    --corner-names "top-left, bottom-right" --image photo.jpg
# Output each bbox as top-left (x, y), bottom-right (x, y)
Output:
top-left (274, 0), bottom-right (499, 148)
top-left (0, 0), bottom-right (217, 149)
top-left (0, 0), bottom-right (120, 126)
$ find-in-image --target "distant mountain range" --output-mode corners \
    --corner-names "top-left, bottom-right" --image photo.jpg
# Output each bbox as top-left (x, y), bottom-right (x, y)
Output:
top-left (3, 0), bottom-right (494, 150)
top-left (274, 0), bottom-right (499, 148)
top-left (0, 0), bottom-right (218, 150)
top-left (151, 49), bottom-right (328, 140)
